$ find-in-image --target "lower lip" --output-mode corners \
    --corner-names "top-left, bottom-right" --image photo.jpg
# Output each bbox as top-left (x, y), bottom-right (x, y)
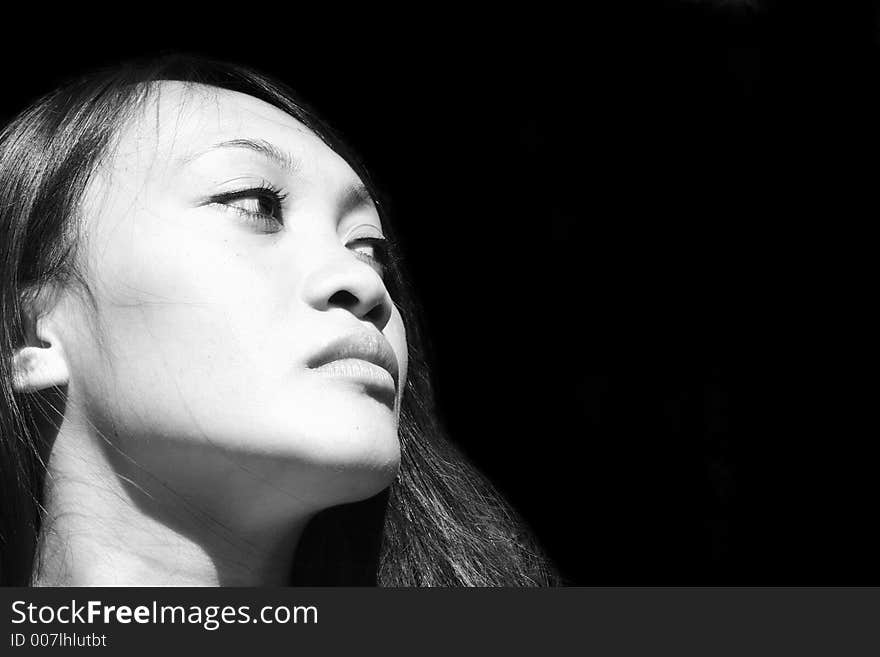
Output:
top-left (312, 358), bottom-right (396, 394)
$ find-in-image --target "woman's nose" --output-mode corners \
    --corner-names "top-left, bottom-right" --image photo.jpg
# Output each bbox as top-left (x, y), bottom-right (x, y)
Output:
top-left (302, 250), bottom-right (393, 331)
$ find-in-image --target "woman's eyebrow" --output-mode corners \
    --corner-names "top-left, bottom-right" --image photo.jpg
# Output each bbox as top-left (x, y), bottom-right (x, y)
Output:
top-left (339, 182), bottom-right (375, 217)
top-left (178, 138), bottom-right (301, 173)
top-left (179, 137), bottom-right (373, 212)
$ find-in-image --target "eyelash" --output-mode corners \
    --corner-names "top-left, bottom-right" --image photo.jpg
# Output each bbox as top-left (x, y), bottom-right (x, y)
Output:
top-left (210, 183), bottom-right (288, 233)
top-left (350, 237), bottom-right (397, 279)
top-left (209, 185), bottom-right (397, 277)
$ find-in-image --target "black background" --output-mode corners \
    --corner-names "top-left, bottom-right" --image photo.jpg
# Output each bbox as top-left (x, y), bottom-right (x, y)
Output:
top-left (1, 2), bottom-right (875, 584)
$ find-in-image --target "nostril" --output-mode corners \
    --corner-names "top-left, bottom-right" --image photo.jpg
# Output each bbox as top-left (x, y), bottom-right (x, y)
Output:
top-left (364, 303), bottom-right (387, 325)
top-left (327, 289), bottom-right (359, 311)
top-left (326, 288), bottom-right (388, 325)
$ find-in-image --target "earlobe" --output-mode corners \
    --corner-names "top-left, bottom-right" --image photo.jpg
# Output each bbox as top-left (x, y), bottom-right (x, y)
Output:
top-left (11, 328), bottom-right (70, 393)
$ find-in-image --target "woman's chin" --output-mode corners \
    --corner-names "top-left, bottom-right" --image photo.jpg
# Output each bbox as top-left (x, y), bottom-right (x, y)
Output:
top-left (287, 437), bottom-right (401, 508)
top-left (245, 413), bottom-right (402, 506)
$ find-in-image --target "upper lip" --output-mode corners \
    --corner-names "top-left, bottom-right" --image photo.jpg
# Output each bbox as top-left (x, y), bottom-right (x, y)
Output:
top-left (307, 331), bottom-right (399, 387)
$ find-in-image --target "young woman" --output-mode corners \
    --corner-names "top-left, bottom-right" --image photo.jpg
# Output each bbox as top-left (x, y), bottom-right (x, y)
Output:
top-left (0, 54), bottom-right (558, 586)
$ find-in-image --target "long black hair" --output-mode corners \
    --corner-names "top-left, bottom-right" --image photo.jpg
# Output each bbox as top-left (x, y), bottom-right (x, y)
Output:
top-left (0, 53), bottom-right (558, 586)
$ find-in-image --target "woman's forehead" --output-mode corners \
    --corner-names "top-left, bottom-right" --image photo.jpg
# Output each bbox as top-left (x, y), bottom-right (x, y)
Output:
top-left (112, 81), bottom-right (328, 172)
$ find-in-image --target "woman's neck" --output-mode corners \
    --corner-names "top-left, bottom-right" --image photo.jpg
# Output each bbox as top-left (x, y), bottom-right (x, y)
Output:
top-left (33, 415), bottom-right (311, 586)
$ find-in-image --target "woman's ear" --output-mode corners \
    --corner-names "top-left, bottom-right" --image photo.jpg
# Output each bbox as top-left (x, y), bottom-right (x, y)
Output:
top-left (12, 318), bottom-right (70, 393)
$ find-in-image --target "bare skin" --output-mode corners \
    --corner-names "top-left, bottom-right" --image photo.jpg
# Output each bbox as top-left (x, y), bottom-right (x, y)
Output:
top-left (18, 82), bottom-right (408, 586)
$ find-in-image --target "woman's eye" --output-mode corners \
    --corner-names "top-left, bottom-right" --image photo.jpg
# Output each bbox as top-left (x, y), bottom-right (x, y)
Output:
top-left (210, 186), bottom-right (287, 233)
top-left (349, 237), bottom-right (394, 278)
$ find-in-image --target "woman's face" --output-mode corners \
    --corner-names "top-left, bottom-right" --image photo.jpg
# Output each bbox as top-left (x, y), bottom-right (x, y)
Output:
top-left (56, 82), bottom-right (407, 525)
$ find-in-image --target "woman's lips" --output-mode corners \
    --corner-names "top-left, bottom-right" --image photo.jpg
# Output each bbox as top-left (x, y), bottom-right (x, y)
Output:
top-left (308, 331), bottom-right (399, 385)
top-left (313, 358), bottom-right (395, 387)
top-left (312, 358), bottom-right (396, 408)
top-left (307, 332), bottom-right (399, 407)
